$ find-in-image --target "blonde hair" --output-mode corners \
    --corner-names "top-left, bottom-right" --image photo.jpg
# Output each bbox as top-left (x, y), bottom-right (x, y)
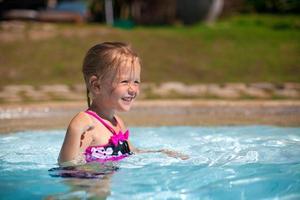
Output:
top-left (82, 42), bottom-right (141, 107)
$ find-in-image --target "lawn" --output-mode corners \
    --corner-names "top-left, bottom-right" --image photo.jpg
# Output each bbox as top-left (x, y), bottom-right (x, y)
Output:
top-left (0, 14), bottom-right (299, 87)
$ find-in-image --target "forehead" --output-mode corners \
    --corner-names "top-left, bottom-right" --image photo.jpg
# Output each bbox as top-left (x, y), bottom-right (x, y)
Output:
top-left (119, 65), bottom-right (140, 76)
top-left (117, 57), bottom-right (141, 78)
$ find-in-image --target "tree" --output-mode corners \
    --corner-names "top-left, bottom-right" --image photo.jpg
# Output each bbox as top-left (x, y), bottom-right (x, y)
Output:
top-left (205, 0), bottom-right (224, 24)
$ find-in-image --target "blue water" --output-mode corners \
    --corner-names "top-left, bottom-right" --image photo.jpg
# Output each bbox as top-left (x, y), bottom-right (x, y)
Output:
top-left (0, 126), bottom-right (300, 199)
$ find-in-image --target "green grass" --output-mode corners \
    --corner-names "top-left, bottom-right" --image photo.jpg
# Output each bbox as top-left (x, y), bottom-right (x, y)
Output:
top-left (0, 14), bottom-right (299, 87)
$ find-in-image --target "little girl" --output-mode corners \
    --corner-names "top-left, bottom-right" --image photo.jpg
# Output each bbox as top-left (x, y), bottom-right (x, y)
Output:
top-left (58, 42), bottom-right (187, 167)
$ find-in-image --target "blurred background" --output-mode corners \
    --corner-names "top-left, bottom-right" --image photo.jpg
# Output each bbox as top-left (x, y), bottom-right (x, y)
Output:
top-left (0, 0), bottom-right (299, 102)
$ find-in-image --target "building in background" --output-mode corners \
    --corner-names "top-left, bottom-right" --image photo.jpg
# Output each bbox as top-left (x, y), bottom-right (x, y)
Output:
top-left (0, 0), bottom-right (227, 25)
top-left (1, 0), bottom-right (298, 25)
top-left (0, 0), bottom-right (89, 23)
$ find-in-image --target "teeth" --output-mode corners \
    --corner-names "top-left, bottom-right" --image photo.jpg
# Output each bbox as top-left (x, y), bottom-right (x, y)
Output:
top-left (122, 97), bottom-right (132, 102)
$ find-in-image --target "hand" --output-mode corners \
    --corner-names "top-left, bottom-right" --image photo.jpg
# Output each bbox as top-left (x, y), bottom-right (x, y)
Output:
top-left (160, 149), bottom-right (189, 160)
top-left (134, 148), bottom-right (189, 160)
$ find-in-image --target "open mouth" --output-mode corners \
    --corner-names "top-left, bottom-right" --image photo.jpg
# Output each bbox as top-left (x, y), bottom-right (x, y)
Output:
top-left (121, 96), bottom-right (134, 102)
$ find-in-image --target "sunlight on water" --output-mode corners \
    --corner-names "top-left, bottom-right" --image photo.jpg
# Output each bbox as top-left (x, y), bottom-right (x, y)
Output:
top-left (0, 126), bottom-right (300, 199)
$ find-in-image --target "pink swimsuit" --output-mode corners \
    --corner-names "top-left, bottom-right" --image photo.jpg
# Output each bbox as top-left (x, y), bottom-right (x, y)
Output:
top-left (84, 110), bottom-right (132, 163)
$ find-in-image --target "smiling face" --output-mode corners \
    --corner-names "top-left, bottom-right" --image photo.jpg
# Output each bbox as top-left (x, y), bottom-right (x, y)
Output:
top-left (111, 64), bottom-right (141, 112)
top-left (99, 62), bottom-right (141, 113)
top-left (85, 43), bottom-right (142, 116)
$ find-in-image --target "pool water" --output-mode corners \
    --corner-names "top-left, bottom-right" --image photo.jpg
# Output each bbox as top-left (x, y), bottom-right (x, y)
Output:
top-left (0, 126), bottom-right (300, 199)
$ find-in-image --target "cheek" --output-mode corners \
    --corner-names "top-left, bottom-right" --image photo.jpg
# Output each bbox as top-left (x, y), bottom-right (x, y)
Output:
top-left (101, 90), bottom-right (113, 101)
top-left (112, 87), bottom-right (126, 97)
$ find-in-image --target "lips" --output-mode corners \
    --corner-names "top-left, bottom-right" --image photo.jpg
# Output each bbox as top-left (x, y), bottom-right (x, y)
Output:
top-left (121, 96), bottom-right (135, 102)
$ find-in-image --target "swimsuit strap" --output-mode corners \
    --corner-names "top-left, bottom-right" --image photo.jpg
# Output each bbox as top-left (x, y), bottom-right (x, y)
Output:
top-left (85, 110), bottom-right (118, 135)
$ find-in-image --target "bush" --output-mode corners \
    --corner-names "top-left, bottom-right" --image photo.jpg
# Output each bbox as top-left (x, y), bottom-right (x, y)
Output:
top-left (246, 0), bottom-right (300, 13)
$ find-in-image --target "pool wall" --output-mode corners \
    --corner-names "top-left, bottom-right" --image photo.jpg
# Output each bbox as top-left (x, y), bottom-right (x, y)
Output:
top-left (0, 100), bottom-right (300, 133)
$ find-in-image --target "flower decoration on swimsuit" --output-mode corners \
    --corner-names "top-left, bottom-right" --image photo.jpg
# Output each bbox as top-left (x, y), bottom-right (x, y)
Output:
top-left (90, 147), bottom-right (107, 159)
top-left (105, 147), bottom-right (113, 155)
top-left (110, 130), bottom-right (129, 146)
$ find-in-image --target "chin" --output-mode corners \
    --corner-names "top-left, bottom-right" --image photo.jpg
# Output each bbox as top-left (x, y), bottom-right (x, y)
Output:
top-left (117, 103), bottom-right (132, 112)
top-left (118, 106), bottom-right (131, 112)
top-left (118, 99), bottom-right (134, 112)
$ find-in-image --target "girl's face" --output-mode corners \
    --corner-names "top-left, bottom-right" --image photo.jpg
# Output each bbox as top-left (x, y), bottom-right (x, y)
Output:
top-left (100, 64), bottom-right (141, 112)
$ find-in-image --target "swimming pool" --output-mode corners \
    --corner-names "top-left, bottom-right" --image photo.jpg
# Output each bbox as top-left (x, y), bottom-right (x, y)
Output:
top-left (0, 126), bottom-right (300, 199)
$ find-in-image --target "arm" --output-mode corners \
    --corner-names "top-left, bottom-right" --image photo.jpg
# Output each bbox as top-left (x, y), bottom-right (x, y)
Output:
top-left (158, 149), bottom-right (189, 160)
top-left (115, 116), bottom-right (157, 154)
top-left (115, 115), bottom-right (189, 160)
top-left (58, 112), bottom-right (94, 166)
top-left (128, 141), bottom-right (189, 160)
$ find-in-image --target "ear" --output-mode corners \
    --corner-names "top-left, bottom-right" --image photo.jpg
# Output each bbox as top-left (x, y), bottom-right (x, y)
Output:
top-left (89, 75), bottom-right (101, 94)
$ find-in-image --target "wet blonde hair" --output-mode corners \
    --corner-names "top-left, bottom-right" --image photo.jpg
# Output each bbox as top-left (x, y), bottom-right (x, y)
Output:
top-left (82, 42), bottom-right (141, 107)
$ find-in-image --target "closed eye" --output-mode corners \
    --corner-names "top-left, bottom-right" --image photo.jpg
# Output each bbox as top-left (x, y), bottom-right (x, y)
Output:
top-left (120, 80), bottom-right (129, 84)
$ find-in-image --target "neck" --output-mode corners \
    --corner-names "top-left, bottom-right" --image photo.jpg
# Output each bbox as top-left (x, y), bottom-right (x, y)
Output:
top-left (89, 103), bottom-right (115, 123)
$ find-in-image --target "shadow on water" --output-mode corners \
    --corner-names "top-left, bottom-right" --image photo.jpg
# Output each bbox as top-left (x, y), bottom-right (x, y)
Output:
top-left (47, 162), bottom-right (119, 199)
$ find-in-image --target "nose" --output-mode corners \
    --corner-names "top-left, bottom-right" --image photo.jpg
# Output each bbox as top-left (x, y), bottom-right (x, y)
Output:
top-left (128, 83), bottom-right (138, 95)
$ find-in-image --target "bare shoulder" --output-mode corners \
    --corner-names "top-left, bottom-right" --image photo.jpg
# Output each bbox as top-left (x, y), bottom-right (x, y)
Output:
top-left (67, 111), bottom-right (94, 135)
top-left (58, 112), bottom-right (94, 164)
